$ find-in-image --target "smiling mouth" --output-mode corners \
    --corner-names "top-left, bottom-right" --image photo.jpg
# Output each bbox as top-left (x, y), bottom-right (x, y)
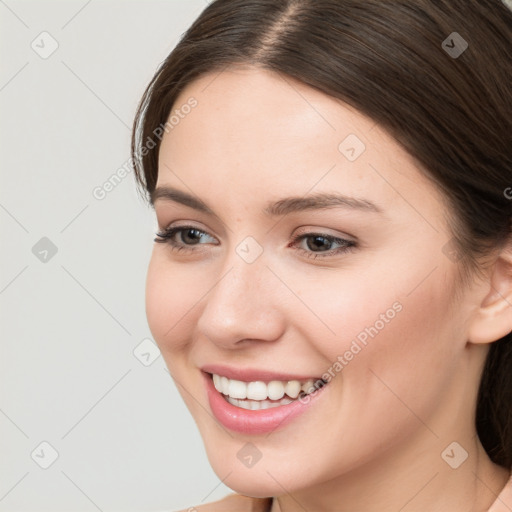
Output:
top-left (210, 372), bottom-right (328, 411)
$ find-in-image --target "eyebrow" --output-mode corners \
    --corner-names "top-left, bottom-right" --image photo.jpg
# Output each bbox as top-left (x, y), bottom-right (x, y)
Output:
top-left (151, 186), bottom-right (383, 216)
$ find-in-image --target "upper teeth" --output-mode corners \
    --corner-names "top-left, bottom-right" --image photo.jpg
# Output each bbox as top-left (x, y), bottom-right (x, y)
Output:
top-left (212, 373), bottom-right (321, 401)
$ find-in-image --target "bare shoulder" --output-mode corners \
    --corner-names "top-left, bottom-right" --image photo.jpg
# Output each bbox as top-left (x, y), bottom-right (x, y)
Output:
top-left (174, 493), bottom-right (272, 512)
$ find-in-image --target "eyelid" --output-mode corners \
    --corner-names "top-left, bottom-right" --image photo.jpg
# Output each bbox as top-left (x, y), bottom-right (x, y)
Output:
top-left (157, 220), bottom-right (214, 236)
top-left (155, 223), bottom-right (217, 242)
top-left (292, 226), bottom-right (356, 242)
top-left (158, 218), bottom-right (201, 230)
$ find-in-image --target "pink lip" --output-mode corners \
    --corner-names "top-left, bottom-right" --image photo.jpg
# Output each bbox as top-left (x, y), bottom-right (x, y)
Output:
top-left (202, 371), bottom-right (328, 435)
top-left (200, 363), bottom-right (323, 383)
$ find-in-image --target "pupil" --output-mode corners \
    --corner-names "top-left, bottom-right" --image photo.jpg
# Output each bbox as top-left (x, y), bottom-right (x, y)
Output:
top-left (308, 236), bottom-right (330, 252)
top-left (184, 229), bottom-right (201, 244)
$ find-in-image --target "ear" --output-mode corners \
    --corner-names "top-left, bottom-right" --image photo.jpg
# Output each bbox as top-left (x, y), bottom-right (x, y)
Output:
top-left (468, 245), bottom-right (512, 344)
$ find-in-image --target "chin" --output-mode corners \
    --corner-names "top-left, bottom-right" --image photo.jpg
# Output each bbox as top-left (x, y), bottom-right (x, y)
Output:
top-left (218, 469), bottom-right (284, 499)
top-left (203, 441), bottom-right (312, 498)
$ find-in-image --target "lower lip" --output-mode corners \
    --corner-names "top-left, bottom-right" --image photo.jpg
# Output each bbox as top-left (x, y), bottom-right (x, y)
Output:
top-left (203, 372), bottom-right (328, 435)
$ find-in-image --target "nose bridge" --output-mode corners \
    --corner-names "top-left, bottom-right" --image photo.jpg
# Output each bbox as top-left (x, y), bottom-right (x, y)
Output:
top-left (195, 241), bottom-right (284, 345)
top-left (210, 234), bottom-right (270, 304)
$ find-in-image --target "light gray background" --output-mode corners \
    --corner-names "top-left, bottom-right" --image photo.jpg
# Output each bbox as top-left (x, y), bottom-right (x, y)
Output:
top-left (0, 1), bottom-right (230, 511)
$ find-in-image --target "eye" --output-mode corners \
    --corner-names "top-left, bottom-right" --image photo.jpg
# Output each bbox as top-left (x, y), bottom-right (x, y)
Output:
top-left (154, 225), bottom-right (217, 253)
top-left (289, 232), bottom-right (356, 259)
top-left (154, 225), bottom-right (356, 259)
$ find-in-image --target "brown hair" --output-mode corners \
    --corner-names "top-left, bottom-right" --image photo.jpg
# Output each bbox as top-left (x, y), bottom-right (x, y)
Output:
top-left (131, 0), bottom-right (512, 468)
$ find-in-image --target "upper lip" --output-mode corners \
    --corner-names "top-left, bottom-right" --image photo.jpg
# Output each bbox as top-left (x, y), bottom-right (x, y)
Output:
top-left (201, 364), bottom-right (323, 383)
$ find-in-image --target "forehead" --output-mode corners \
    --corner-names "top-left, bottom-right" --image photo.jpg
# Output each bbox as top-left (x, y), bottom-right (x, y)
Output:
top-left (163, 65), bottom-right (376, 161)
top-left (156, 66), bottom-right (447, 227)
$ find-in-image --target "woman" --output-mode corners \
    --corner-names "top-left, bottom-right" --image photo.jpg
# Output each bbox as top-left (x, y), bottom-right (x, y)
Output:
top-left (131, 1), bottom-right (512, 510)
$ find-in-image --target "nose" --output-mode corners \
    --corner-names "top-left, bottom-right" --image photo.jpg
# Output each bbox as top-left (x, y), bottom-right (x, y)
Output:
top-left (195, 249), bottom-right (286, 349)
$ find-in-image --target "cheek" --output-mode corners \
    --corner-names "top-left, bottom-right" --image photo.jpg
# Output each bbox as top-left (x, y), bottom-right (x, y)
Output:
top-left (291, 245), bottom-right (460, 409)
top-left (297, 243), bottom-right (458, 369)
top-left (145, 253), bottom-right (202, 356)
top-left (316, 260), bottom-right (460, 438)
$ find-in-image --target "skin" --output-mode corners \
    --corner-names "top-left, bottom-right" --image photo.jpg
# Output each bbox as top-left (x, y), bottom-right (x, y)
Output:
top-left (146, 66), bottom-right (512, 512)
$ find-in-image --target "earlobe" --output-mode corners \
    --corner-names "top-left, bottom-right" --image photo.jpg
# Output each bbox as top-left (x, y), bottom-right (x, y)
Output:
top-left (468, 247), bottom-right (512, 345)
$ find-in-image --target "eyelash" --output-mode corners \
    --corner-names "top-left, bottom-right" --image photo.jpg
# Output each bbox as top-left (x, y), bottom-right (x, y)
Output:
top-left (154, 225), bottom-right (356, 259)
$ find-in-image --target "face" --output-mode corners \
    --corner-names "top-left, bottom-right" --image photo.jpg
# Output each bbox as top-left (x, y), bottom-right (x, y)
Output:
top-left (146, 66), bottom-right (482, 497)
